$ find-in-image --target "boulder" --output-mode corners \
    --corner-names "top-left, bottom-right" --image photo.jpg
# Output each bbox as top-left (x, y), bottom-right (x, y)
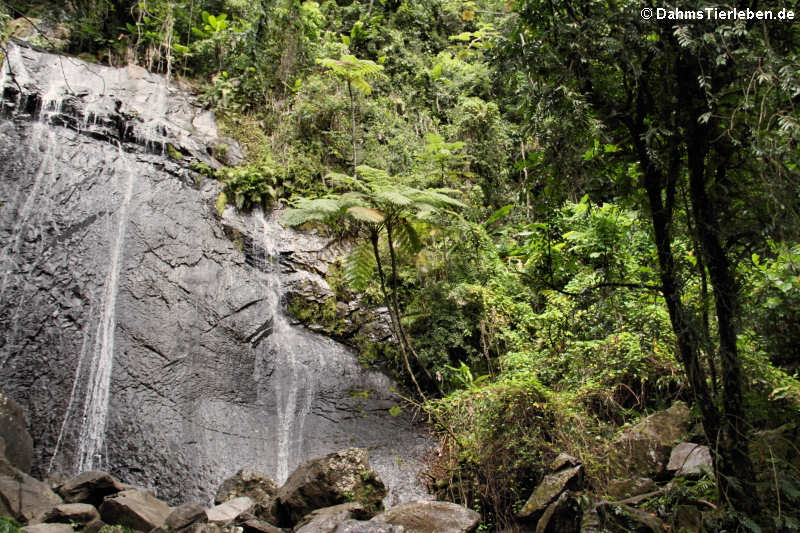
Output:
top-left (517, 465), bottom-right (583, 519)
top-left (333, 521), bottom-right (405, 533)
top-left (666, 443), bottom-right (713, 478)
top-left (594, 502), bottom-right (666, 532)
top-left (98, 489), bottom-right (171, 531)
top-left (0, 392), bottom-right (34, 473)
top-left (609, 402), bottom-right (690, 478)
top-left (294, 503), bottom-right (374, 533)
top-left (216, 469), bottom-right (278, 505)
top-left (42, 503), bottom-right (100, 525)
top-left (21, 525), bottom-right (74, 533)
top-left (238, 518), bottom-right (282, 533)
top-left (206, 496), bottom-right (253, 524)
top-left (604, 478), bottom-right (658, 500)
top-left (370, 501), bottom-right (480, 533)
top-left (57, 472), bottom-right (126, 507)
top-left (0, 459), bottom-right (63, 522)
top-left (274, 449), bottom-right (386, 527)
top-left (82, 520), bottom-right (107, 533)
top-left (534, 491), bottom-right (581, 533)
top-left (165, 502), bottom-right (208, 530)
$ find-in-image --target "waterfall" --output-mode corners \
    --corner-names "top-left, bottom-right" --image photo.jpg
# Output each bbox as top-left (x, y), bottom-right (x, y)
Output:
top-left (75, 145), bottom-right (135, 472)
top-left (255, 210), bottom-right (322, 484)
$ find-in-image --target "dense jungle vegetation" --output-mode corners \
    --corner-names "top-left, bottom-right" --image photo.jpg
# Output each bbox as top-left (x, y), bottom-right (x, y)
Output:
top-left (2, 0), bottom-right (800, 530)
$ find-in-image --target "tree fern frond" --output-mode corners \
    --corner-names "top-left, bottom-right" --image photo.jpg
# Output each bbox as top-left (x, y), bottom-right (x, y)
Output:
top-left (396, 220), bottom-right (423, 255)
top-left (375, 188), bottom-right (413, 207)
top-left (282, 197), bottom-right (342, 226)
top-left (345, 241), bottom-right (376, 290)
top-left (347, 205), bottom-right (386, 223)
top-left (412, 189), bottom-right (465, 208)
top-left (356, 165), bottom-right (390, 183)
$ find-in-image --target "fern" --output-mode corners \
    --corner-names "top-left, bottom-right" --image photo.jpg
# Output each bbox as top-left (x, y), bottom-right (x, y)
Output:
top-left (317, 55), bottom-right (384, 95)
top-left (345, 241), bottom-right (376, 290)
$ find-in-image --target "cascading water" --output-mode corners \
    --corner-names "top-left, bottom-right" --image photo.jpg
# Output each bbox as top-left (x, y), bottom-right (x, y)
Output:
top-left (75, 145), bottom-right (136, 472)
top-left (255, 210), bottom-right (324, 484)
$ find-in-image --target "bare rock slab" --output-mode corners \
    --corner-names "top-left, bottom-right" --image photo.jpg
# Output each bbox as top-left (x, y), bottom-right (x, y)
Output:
top-left (165, 502), bottom-right (208, 530)
top-left (99, 489), bottom-right (171, 531)
top-left (609, 402), bottom-right (690, 478)
top-left (57, 472), bottom-right (126, 507)
top-left (667, 442), bottom-right (713, 478)
top-left (294, 503), bottom-right (373, 533)
top-left (517, 465), bottom-right (583, 519)
top-left (0, 459), bottom-right (63, 522)
top-left (21, 524), bottom-right (74, 533)
top-left (206, 496), bottom-right (254, 524)
top-left (42, 503), bottom-right (100, 525)
top-left (370, 501), bottom-right (480, 533)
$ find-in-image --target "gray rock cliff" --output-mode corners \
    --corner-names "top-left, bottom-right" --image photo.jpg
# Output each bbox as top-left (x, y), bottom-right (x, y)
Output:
top-left (0, 40), bottom-right (429, 505)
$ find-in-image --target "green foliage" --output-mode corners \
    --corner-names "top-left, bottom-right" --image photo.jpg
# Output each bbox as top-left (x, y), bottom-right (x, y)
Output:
top-left (317, 54), bottom-right (384, 95)
top-left (217, 162), bottom-right (281, 211)
top-left (0, 517), bottom-right (21, 533)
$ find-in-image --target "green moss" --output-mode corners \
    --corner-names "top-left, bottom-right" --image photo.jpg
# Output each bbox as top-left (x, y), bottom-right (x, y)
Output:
top-left (167, 144), bottom-right (184, 160)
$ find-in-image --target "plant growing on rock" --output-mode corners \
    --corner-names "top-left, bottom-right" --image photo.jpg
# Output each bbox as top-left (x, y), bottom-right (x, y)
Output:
top-left (283, 165), bottom-right (464, 398)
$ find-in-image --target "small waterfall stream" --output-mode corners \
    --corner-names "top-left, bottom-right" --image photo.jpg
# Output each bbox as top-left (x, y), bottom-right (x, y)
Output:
top-left (255, 211), bottom-right (323, 484)
top-left (76, 145), bottom-right (136, 472)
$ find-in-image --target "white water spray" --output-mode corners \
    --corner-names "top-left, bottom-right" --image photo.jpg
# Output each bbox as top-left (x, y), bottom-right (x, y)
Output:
top-left (75, 145), bottom-right (135, 472)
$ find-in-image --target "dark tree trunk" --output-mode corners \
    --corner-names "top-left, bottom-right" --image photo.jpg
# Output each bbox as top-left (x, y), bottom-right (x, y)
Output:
top-left (680, 54), bottom-right (756, 512)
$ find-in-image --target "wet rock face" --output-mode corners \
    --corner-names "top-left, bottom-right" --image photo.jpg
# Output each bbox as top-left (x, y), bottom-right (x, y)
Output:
top-left (0, 41), bottom-right (430, 505)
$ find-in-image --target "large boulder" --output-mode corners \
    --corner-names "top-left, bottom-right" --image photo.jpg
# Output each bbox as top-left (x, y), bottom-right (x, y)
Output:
top-left (666, 442), bottom-right (713, 478)
top-left (41, 503), bottom-right (100, 526)
top-left (609, 402), bottom-right (690, 479)
top-left (0, 458), bottom-right (63, 522)
top-left (517, 465), bottom-right (583, 520)
top-left (0, 392), bottom-right (34, 473)
top-left (216, 469), bottom-right (278, 505)
top-left (273, 449), bottom-right (386, 527)
top-left (57, 472), bottom-right (126, 507)
top-left (98, 489), bottom-right (171, 531)
top-left (21, 525), bottom-right (74, 533)
top-left (533, 491), bottom-right (581, 533)
top-left (333, 521), bottom-right (405, 533)
top-left (604, 478), bottom-right (658, 500)
top-left (237, 518), bottom-right (282, 533)
top-left (370, 501), bottom-right (480, 533)
top-left (165, 502), bottom-right (208, 531)
top-left (294, 503), bottom-right (375, 533)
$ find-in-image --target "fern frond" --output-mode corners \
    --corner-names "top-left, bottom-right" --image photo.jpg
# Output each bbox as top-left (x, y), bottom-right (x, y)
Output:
top-left (375, 188), bottom-right (413, 207)
top-left (281, 197), bottom-right (342, 226)
top-left (347, 205), bottom-right (386, 223)
top-left (395, 220), bottom-right (423, 255)
top-left (345, 241), bottom-right (376, 290)
top-left (356, 165), bottom-right (390, 183)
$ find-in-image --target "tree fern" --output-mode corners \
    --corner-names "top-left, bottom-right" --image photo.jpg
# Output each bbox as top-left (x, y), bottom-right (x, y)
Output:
top-left (345, 241), bottom-right (376, 290)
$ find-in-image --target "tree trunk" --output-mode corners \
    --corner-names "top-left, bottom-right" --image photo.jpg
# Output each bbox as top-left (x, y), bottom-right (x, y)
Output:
top-left (675, 50), bottom-right (755, 512)
top-left (370, 229), bottom-right (425, 399)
